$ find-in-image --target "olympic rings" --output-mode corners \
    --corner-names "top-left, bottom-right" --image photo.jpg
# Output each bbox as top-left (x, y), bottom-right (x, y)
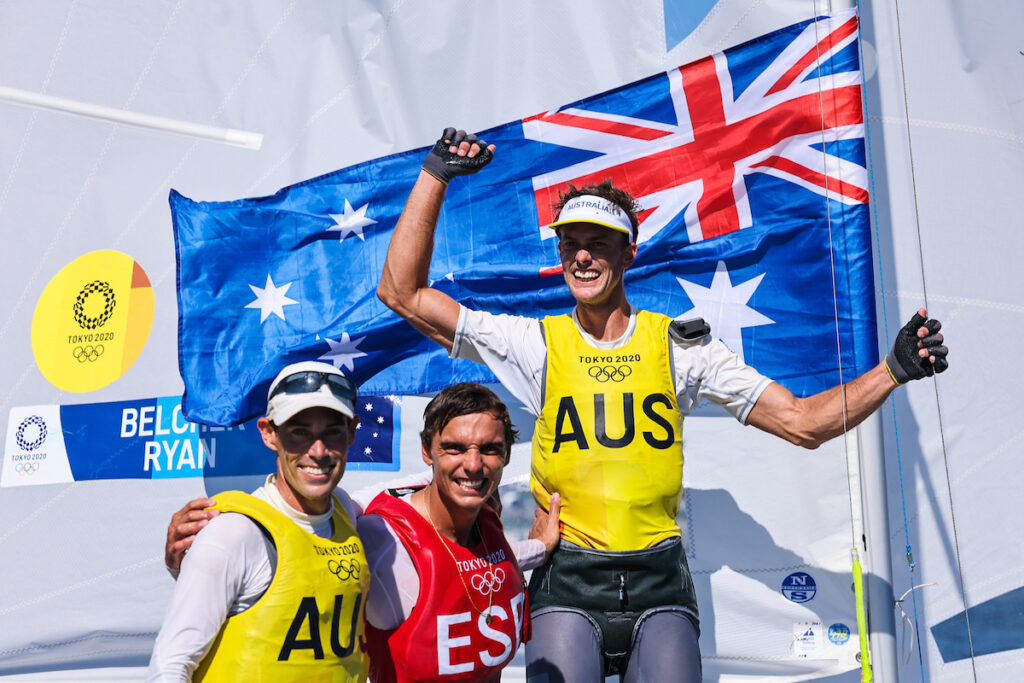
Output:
top-left (587, 364), bottom-right (633, 383)
top-left (73, 280), bottom-right (116, 330)
top-left (328, 558), bottom-right (360, 581)
top-left (15, 462), bottom-right (41, 475)
top-left (470, 568), bottom-right (506, 595)
top-left (72, 344), bottom-right (105, 362)
top-left (16, 415), bottom-right (47, 451)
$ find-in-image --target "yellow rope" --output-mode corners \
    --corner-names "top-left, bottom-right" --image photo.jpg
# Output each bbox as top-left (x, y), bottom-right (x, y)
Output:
top-left (852, 548), bottom-right (873, 683)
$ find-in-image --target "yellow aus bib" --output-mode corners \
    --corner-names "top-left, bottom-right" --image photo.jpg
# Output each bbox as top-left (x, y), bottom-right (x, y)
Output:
top-left (195, 491), bottom-right (369, 683)
top-left (532, 311), bottom-right (684, 551)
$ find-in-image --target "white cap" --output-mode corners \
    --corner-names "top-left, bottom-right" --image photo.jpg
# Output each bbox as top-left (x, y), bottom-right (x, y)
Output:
top-left (265, 361), bottom-right (357, 424)
top-left (549, 194), bottom-right (635, 238)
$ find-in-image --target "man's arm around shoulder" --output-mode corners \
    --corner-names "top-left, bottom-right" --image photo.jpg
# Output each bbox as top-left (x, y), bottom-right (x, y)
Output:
top-left (148, 514), bottom-right (264, 681)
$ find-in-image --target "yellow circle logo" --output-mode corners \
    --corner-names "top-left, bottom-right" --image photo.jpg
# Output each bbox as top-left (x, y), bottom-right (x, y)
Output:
top-left (31, 250), bottom-right (155, 393)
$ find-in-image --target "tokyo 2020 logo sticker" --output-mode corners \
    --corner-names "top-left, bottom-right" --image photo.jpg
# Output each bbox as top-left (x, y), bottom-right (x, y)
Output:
top-left (73, 280), bottom-right (117, 329)
top-left (31, 250), bottom-right (154, 392)
top-left (15, 415), bottom-right (48, 451)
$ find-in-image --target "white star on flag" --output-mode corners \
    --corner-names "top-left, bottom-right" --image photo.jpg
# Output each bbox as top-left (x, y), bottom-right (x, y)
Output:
top-left (318, 332), bottom-right (368, 372)
top-left (245, 275), bottom-right (298, 323)
top-left (676, 261), bottom-right (774, 361)
top-left (327, 199), bottom-right (377, 242)
top-left (427, 273), bottom-right (455, 288)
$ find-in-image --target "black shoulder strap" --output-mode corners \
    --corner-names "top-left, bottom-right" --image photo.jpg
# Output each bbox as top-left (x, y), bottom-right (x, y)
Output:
top-left (670, 317), bottom-right (711, 341)
top-left (385, 484), bottom-right (425, 498)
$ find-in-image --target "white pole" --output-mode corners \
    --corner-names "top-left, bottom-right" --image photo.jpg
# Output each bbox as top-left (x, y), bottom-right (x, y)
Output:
top-left (0, 86), bottom-right (263, 150)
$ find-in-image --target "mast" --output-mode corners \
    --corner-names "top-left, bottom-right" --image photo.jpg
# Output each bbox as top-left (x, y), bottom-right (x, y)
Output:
top-left (856, 413), bottom-right (899, 680)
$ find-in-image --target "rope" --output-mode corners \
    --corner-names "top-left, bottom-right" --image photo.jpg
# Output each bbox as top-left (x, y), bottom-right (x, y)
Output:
top-left (809, 8), bottom-right (878, 680)
top-left (809, 4), bottom-right (857, 551)
top-left (890, 0), bottom-right (977, 678)
top-left (852, 548), bottom-right (874, 682)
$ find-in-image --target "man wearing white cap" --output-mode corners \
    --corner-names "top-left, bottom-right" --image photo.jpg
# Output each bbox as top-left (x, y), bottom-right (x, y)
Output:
top-left (148, 361), bottom-right (369, 682)
top-left (377, 128), bottom-right (949, 681)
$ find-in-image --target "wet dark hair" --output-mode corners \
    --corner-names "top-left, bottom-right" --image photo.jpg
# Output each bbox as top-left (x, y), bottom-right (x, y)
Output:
top-left (420, 383), bottom-right (518, 458)
top-left (553, 178), bottom-right (641, 242)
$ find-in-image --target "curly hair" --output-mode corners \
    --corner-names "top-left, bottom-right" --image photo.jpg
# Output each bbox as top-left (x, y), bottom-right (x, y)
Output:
top-left (552, 179), bottom-right (641, 242)
top-left (420, 383), bottom-right (519, 459)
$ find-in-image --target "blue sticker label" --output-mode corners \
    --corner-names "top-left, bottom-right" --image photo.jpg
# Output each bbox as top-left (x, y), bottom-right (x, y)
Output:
top-left (828, 623), bottom-right (851, 645)
top-left (47, 394), bottom-right (400, 483)
top-left (781, 572), bottom-right (817, 603)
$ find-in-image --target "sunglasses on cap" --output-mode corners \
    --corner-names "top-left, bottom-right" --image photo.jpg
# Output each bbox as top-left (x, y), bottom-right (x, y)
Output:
top-left (269, 371), bottom-right (357, 404)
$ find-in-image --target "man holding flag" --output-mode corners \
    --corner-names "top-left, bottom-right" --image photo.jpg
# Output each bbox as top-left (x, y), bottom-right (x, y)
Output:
top-left (377, 128), bottom-right (949, 680)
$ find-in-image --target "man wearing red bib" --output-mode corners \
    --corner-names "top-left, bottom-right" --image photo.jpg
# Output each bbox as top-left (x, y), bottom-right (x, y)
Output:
top-left (361, 383), bottom-right (533, 682)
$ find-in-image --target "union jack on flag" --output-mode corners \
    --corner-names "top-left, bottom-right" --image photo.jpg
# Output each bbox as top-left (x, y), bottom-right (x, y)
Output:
top-left (172, 10), bottom-right (877, 426)
top-left (524, 11), bottom-right (866, 246)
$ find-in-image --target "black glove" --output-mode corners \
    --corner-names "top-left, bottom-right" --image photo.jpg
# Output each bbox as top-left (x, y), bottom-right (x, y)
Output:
top-left (884, 311), bottom-right (948, 384)
top-left (422, 127), bottom-right (493, 184)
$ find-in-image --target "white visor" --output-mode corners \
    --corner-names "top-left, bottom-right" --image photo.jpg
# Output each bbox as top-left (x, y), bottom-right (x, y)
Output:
top-left (549, 194), bottom-right (634, 238)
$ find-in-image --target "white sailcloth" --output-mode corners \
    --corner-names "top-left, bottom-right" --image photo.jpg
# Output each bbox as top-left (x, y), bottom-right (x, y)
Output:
top-left (2, 1), bottom-right (1020, 681)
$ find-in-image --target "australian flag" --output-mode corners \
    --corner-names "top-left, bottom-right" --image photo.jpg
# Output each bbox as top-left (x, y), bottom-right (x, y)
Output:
top-left (172, 10), bottom-right (876, 426)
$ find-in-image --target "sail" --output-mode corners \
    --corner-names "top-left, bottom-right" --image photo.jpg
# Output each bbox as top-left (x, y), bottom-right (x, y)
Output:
top-left (1, 1), bottom-right (1020, 680)
top-left (860, 0), bottom-right (1024, 680)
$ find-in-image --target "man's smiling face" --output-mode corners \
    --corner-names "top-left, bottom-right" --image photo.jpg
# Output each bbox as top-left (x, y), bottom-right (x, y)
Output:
top-left (259, 406), bottom-right (357, 515)
top-left (423, 411), bottom-right (508, 514)
top-left (557, 223), bottom-right (636, 307)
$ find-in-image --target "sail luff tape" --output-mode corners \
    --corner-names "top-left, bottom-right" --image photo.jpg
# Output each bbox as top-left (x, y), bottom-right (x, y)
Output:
top-left (0, 85), bottom-right (263, 150)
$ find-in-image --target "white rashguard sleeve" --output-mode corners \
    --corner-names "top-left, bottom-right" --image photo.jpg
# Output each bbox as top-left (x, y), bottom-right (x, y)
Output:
top-left (146, 513), bottom-right (273, 682)
top-left (451, 307), bottom-right (547, 416)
